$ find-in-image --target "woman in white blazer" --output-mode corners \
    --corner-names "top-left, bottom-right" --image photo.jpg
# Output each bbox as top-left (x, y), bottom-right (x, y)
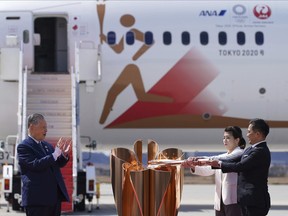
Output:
top-left (182, 126), bottom-right (246, 216)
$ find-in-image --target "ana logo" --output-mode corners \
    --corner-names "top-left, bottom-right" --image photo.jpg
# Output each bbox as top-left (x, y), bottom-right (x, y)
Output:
top-left (199, 10), bottom-right (227, 16)
top-left (253, 4), bottom-right (271, 19)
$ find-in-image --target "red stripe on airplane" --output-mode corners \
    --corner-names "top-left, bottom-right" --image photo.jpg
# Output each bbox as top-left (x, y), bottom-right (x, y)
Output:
top-left (107, 49), bottom-right (226, 127)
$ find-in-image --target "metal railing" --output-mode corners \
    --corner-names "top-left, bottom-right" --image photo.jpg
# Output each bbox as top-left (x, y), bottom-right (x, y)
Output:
top-left (15, 43), bottom-right (27, 172)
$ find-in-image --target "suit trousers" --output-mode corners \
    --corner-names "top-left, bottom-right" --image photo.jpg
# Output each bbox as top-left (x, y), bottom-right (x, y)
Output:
top-left (241, 205), bottom-right (268, 216)
top-left (25, 188), bottom-right (63, 216)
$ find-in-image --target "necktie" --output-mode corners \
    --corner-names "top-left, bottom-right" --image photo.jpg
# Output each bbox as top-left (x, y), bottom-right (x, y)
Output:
top-left (39, 141), bottom-right (47, 155)
top-left (244, 146), bottom-right (252, 154)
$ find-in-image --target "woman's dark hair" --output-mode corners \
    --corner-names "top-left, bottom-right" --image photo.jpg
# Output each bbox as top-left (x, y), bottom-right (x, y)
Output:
top-left (224, 126), bottom-right (246, 149)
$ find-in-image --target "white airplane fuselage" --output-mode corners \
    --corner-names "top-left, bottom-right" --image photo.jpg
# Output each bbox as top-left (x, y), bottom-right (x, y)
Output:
top-left (0, 0), bottom-right (288, 151)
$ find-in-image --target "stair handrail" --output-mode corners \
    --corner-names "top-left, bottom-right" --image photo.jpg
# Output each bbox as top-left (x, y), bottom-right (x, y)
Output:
top-left (15, 42), bottom-right (27, 172)
top-left (22, 66), bottom-right (28, 140)
top-left (17, 45), bottom-right (23, 146)
top-left (72, 42), bottom-right (82, 172)
top-left (71, 44), bottom-right (82, 208)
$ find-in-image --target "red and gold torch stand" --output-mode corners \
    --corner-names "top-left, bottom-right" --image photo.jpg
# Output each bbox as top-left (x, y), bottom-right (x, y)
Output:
top-left (111, 140), bottom-right (184, 216)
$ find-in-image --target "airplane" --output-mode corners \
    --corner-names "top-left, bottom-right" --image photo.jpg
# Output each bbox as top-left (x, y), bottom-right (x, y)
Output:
top-left (0, 0), bottom-right (288, 154)
top-left (1, 0), bottom-right (288, 212)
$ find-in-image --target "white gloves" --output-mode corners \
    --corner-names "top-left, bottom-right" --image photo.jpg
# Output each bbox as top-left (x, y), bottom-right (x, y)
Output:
top-left (52, 146), bottom-right (62, 161)
top-left (57, 137), bottom-right (72, 158)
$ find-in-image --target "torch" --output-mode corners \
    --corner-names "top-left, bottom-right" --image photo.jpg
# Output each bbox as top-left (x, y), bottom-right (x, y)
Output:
top-left (97, 3), bottom-right (105, 44)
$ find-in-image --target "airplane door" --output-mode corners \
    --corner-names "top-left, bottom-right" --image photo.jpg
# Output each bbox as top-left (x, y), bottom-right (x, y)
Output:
top-left (0, 11), bottom-right (34, 79)
top-left (34, 17), bottom-right (68, 73)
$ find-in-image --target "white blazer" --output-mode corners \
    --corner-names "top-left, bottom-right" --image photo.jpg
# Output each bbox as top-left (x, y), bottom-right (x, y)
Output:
top-left (193, 147), bottom-right (243, 211)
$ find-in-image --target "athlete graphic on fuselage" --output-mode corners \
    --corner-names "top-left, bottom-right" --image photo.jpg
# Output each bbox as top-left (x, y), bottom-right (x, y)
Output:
top-left (98, 13), bottom-right (173, 124)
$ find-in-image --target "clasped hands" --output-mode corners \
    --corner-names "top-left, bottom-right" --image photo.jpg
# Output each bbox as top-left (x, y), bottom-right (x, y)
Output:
top-left (53, 137), bottom-right (72, 160)
top-left (181, 157), bottom-right (220, 168)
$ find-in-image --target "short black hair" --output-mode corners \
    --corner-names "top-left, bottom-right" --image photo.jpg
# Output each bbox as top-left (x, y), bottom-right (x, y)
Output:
top-left (249, 118), bottom-right (270, 137)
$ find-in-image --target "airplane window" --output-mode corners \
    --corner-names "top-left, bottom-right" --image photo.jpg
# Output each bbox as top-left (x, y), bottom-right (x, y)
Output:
top-left (107, 31), bottom-right (116, 45)
top-left (237, 31), bottom-right (245, 45)
top-left (163, 31), bottom-right (172, 45)
top-left (126, 31), bottom-right (135, 45)
top-left (255, 31), bottom-right (264, 45)
top-left (182, 31), bottom-right (190, 45)
top-left (145, 31), bottom-right (153, 45)
top-left (218, 31), bottom-right (227, 45)
top-left (200, 31), bottom-right (209, 45)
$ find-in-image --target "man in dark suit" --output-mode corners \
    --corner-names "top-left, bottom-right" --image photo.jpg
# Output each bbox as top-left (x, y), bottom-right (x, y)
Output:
top-left (208, 118), bottom-right (271, 216)
top-left (17, 113), bottom-right (71, 216)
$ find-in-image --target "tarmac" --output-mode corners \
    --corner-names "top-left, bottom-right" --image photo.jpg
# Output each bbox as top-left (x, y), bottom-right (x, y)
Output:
top-left (0, 183), bottom-right (287, 216)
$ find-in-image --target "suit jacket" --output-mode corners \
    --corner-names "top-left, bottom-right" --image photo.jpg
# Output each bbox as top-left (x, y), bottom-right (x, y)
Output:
top-left (194, 147), bottom-right (243, 211)
top-left (221, 142), bottom-right (271, 212)
top-left (17, 136), bottom-right (70, 207)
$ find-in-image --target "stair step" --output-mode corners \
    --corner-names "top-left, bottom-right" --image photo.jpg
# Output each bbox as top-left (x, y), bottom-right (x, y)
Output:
top-left (27, 87), bottom-right (71, 96)
top-left (47, 122), bottom-right (72, 130)
top-left (46, 129), bottom-right (72, 137)
top-left (27, 95), bottom-right (71, 100)
top-left (27, 74), bottom-right (71, 82)
top-left (43, 116), bottom-right (72, 123)
top-left (27, 104), bottom-right (72, 110)
top-left (26, 110), bottom-right (72, 117)
top-left (27, 79), bottom-right (71, 84)
top-left (27, 98), bottom-right (72, 104)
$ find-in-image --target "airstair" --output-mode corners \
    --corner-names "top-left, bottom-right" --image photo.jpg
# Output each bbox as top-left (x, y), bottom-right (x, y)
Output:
top-left (12, 40), bottom-right (89, 213)
top-left (0, 13), bottom-right (84, 213)
top-left (16, 68), bottom-right (80, 213)
top-left (22, 72), bottom-right (75, 212)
